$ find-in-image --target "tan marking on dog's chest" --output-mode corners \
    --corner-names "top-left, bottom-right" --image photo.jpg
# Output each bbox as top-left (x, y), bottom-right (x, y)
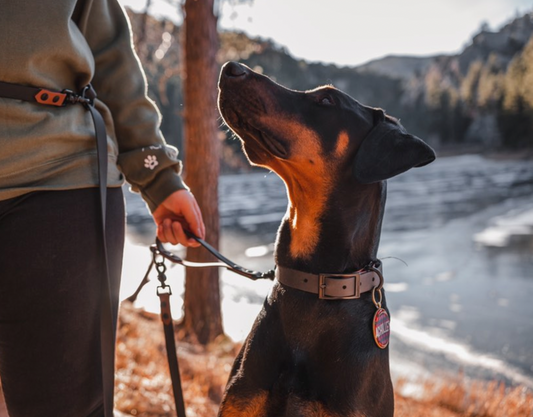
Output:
top-left (286, 398), bottom-right (344, 416)
top-left (219, 391), bottom-right (268, 417)
top-left (220, 392), bottom-right (360, 417)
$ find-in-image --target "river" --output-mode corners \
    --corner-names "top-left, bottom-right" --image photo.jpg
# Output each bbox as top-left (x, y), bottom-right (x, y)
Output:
top-left (121, 153), bottom-right (533, 389)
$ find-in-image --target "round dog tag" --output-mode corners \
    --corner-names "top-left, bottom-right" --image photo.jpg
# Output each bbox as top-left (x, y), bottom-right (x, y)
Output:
top-left (372, 308), bottom-right (390, 349)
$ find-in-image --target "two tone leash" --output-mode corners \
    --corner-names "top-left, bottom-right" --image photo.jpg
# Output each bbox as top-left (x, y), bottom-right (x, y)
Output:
top-left (127, 235), bottom-right (275, 417)
top-left (0, 81), bottom-right (115, 417)
top-left (129, 235), bottom-right (388, 416)
top-left (130, 234), bottom-right (276, 299)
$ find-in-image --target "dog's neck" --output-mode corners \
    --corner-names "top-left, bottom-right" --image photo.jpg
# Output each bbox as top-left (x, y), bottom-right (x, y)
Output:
top-left (275, 181), bottom-right (386, 274)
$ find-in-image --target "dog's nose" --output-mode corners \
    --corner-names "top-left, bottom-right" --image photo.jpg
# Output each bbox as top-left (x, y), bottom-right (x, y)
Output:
top-left (222, 61), bottom-right (248, 78)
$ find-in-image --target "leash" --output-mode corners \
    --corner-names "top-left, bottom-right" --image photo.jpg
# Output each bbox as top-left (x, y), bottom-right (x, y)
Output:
top-left (153, 256), bottom-right (187, 417)
top-left (127, 235), bottom-right (274, 417)
top-left (127, 234), bottom-right (275, 304)
top-left (130, 235), bottom-right (389, 414)
top-left (0, 81), bottom-right (115, 417)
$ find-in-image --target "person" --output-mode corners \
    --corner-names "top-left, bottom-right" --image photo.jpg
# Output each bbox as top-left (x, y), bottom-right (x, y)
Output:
top-left (0, 0), bottom-right (205, 416)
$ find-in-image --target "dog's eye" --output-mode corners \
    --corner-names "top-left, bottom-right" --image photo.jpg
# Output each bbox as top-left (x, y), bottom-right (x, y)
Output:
top-left (318, 95), bottom-right (335, 106)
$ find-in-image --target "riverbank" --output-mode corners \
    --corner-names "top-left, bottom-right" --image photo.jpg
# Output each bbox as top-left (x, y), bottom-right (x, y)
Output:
top-left (123, 152), bottom-right (533, 390)
top-left (115, 302), bottom-right (533, 417)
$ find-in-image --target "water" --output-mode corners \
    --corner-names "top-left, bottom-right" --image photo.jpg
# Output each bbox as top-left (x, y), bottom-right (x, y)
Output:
top-left (121, 153), bottom-right (533, 388)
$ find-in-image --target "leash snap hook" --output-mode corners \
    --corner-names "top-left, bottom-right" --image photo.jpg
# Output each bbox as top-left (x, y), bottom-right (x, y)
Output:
top-left (155, 258), bottom-right (167, 276)
top-left (80, 84), bottom-right (96, 105)
top-left (263, 269), bottom-right (276, 280)
top-left (62, 85), bottom-right (95, 106)
top-left (153, 249), bottom-right (170, 290)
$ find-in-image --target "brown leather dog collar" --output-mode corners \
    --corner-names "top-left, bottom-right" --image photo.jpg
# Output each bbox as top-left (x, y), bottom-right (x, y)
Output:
top-left (276, 263), bottom-right (383, 300)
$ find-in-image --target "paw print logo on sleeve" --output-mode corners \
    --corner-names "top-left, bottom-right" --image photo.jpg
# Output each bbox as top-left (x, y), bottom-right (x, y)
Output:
top-left (144, 155), bottom-right (159, 170)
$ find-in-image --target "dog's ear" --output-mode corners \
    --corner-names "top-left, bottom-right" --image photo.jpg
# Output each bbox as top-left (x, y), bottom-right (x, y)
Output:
top-left (353, 112), bottom-right (436, 184)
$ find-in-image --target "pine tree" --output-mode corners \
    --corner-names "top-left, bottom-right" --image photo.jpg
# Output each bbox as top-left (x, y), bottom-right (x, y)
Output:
top-left (181, 0), bottom-right (224, 344)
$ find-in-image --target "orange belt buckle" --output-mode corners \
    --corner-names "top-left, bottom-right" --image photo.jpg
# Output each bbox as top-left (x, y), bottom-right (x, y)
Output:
top-left (34, 89), bottom-right (67, 107)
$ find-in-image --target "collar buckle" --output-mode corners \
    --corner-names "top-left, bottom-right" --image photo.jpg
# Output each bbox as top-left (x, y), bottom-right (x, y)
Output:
top-left (318, 273), bottom-right (361, 300)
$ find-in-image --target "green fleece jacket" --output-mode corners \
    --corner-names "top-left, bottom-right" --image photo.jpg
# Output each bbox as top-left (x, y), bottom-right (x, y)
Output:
top-left (0, 0), bottom-right (186, 211)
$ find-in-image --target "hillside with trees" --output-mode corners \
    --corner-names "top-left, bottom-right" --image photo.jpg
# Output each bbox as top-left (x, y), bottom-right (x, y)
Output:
top-left (127, 9), bottom-right (533, 172)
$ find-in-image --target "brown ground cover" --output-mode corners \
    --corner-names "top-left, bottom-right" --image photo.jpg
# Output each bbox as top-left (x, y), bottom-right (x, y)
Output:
top-left (115, 303), bottom-right (533, 417)
top-left (2, 302), bottom-right (529, 416)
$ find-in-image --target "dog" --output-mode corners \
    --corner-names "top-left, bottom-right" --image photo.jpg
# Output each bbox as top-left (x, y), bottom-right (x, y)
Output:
top-left (217, 61), bottom-right (435, 417)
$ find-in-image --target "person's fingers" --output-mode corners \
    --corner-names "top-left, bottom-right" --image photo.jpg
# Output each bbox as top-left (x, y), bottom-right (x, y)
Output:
top-left (181, 195), bottom-right (204, 239)
top-left (189, 194), bottom-right (205, 239)
top-left (161, 218), bottom-right (178, 245)
top-left (156, 223), bottom-right (165, 242)
top-left (191, 203), bottom-right (205, 239)
top-left (153, 190), bottom-right (206, 245)
top-left (171, 220), bottom-right (200, 247)
top-left (156, 219), bottom-right (199, 247)
top-left (170, 220), bottom-right (186, 245)
top-left (156, 220), bottom-right (168, 243)
top-left (193, 199), bottom-right (206, 239)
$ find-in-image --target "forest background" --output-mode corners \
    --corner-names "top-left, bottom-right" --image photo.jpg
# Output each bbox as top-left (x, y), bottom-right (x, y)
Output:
top-left (130, 8), bottom-right (533, 173)
top-left (3, 3), bottom-right (532, 417)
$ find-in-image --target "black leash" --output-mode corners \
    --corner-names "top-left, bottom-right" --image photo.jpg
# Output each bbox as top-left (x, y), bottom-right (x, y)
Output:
top-left (153, 257), bottom-right (187, 417)
top-left (128, 235), bottom-right (274, 416)
top-left (0, 80), bottom-right (277, 416)
top-left (85, 88), bottom-right (116, 417)
top-left (127, 234), bottom-right (275, 304)
top-left (0, 81), bottom-right (115, 417)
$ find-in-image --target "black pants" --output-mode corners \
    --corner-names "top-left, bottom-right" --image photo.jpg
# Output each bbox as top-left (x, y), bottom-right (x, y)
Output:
top-left (0, 188), bottom-right (125, 417)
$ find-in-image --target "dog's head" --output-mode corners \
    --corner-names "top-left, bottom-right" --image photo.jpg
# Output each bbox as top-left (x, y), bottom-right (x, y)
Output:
top-left (218, 61), bottom-right (435, 187)
top-left (218, 62), bottom-right (435, 260)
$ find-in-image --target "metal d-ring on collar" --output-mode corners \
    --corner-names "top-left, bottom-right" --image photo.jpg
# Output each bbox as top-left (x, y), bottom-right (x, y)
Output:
top-left (369, 264), bottom-right (385, 306)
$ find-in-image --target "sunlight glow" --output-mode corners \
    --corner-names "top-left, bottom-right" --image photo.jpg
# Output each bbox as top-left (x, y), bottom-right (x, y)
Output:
top-left (217, 0), bottom-right (532, 66)
top-left (244, 245), bottom-right (270, 258)
top-left (474, 207), bottom-right (533, 247)
top-left (384, 282), bottom-right (409, 293)
top-left (121, 0), bottom-right (532, 66)
top-left (393, 306), bottom-right (533, 388)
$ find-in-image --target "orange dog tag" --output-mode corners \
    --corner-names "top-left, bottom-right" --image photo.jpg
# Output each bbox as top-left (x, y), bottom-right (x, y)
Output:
top-left (373, 307), bottom-right (390, 349)
top-left (371, 287), bottom-right (390, 349)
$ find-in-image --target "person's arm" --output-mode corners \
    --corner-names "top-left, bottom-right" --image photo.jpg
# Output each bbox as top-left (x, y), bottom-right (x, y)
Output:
top-left (76, 0), bottom-right (204, 245)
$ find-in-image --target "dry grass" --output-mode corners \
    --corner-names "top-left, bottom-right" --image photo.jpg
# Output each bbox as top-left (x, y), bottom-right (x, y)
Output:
top-left (115, 302), bottom-right (533, 416)
top-left (0, 302), bottom-right (529, 416)
top-left (116, 302), bottom-right (239, 417)
top-left (412, 378), bottom-right (533, 417)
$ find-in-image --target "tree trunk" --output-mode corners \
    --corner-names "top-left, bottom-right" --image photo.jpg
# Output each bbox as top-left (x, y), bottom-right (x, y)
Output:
top-left (181, 0), bottom-right (223, 345)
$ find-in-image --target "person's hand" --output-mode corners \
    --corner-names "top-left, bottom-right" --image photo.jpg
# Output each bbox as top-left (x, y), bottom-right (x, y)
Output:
top-left (152, 189), bottom-right (205, 247)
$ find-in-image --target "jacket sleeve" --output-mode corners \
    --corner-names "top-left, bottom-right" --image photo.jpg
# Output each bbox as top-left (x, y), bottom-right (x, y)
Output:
top-left (75, 0), bottom-right (186, 212)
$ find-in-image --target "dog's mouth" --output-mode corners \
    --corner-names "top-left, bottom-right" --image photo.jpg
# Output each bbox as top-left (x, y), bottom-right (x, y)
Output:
top-left (222, 107), bottom-right (288, 160)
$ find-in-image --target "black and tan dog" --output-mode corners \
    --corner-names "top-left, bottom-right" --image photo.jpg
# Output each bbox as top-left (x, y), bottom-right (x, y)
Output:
top-left (217, 61), bottom-right (435, 417)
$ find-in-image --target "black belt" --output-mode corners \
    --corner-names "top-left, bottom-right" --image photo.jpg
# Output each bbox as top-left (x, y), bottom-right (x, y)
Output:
top-left (0, 81), bottom-right (115, 417)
